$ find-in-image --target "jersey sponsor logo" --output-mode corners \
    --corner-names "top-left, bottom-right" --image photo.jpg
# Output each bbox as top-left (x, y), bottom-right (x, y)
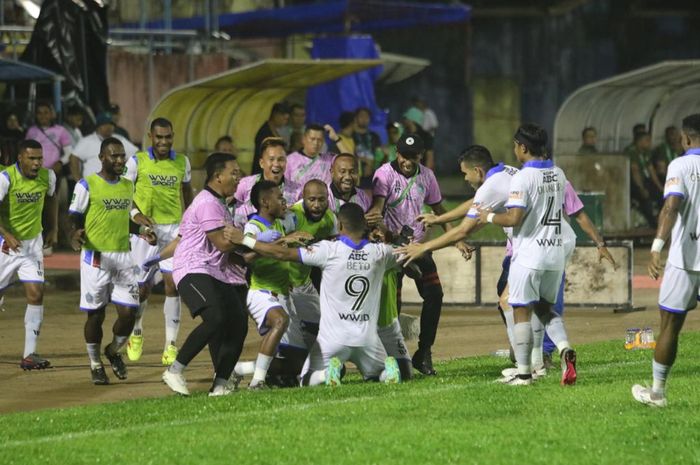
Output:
top-left (338, 313), bottom-right (370, 322)
top-left (347, 249), bottom-right (371, 270)
top-left (148, 174), bottom-right (179, 187)
top-left (508, 191), bottom-right (523, 201)
top-left (542, 170), bottom-right (558, 183)
top-left (14, 192), bottom-right (42, 203)
top-left (536, 238), bottom-right (563, 247)
top-left (690, 232), bottom-right (700, 241)
top-left (665, 177), bottom-right (681, 187)
top-left (504, 166), bottom-right (518, 175)
top-left (102, 198), bottom-right (131, 210)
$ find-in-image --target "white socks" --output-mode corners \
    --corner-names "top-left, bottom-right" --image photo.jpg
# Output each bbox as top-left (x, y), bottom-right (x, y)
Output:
top-left (234, 361), bottom-right (256, 376)
top-left (132, 300), bottom-right (147, 336)
top-left (86, 343), bottom-right (102, 369)
top-left (503, 307), bottom-right (516, 350)
top-left (251, 353), bottom-right (273, 386)
top-left (513, 322), bottom-right (533, 376)
top-left (652, 360), bottom-right (669, 395)
top-left (109, 335), bottom-right (128, 353)
top-left (164, 296), bottom-right (181, 348)
top-left (530, 314), bottom-right (545, 369)
top-left (545, 316), bottom-right (570, 354)
top-left (308, 370), bottom-right (326, 386)
top-left (24, 304), bottom-right (43, 357)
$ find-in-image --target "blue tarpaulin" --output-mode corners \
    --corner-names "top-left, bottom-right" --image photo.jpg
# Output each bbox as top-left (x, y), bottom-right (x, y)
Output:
top-left (119, 1), bottom-right (471, 37)
top-left (306, 35), bottom-right (387, 143)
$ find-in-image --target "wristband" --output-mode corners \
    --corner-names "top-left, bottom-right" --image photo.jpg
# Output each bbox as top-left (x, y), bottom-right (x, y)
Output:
top-left (242, 235), bottom-right (257, 249)
top-left (130, 208), bottom-right (140, 220)
top-left (651, 238), bottom-right (665, 253)
top-left (486, 213), bottom-right (495, 224)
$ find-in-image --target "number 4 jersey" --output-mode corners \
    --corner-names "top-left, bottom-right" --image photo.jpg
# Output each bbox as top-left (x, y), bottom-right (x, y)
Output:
top-left (505, 159), bottom-right (569, 271)
top-left (298, 236), bottom-right (397, 347)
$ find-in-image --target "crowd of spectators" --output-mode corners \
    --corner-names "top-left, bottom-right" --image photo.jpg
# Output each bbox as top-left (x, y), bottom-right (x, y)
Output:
top-left (577, 124), bottom-right (684, 228)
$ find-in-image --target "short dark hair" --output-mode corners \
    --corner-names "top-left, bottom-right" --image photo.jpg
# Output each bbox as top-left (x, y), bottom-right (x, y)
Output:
top-left (19, 139), bottom-right (42, 153)
top-left (339, 111), bottom-right (355, 129)
top-left (260, 137), bottom-right (286, 155)
top-left (150, 117), bottom-right (173, 132)
top-left (633, 124), bottom-right (646, 136)
top-left (337, 202), bottom-right (367, 234)
top-left (215, 135), bottom-right (233, 146)
top-left (269, 102), bottom-right (290, 118)
top-left (303, 179), bottom-right (328, 195)
top-left (514, 123), bottom-right (548, 157)
top-left (458, 145), bottom-right (494, 170)
top-left (35, 101), bottom-right (52, 112)
top-left (100, 137), bottom-right (124, 153)
top-left (305, 123), bottom-right (325, 134)
top-left (205, 152), bottom-right (237, 183)
top-left (682, 114), bottom-right (700, 140)
top-left (355, 107), bottom-right (371, 117)
top-left (250, 180), bottom-right (279, 211)
top-left (290, 103), bottom-right (304, 113)
top-left (581, 127), bottom-right (596, 138)
top-left (333, 153), bottom-right (358, 168)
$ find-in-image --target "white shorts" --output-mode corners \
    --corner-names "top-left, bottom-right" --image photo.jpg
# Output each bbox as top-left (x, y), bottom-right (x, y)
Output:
top-left (130, 223), bottom-right (179, 284)
top-left (659, 263), bottom-right (700, 313)
top-left (290, 281), bottom-right (321, 324)
top-left (0, 235), bottom-right (44, 290)
top-left (246, 289), bottom-right (289, 336)
top-left (508, 261), bottom-right (563, 306)
top-left (80, 250), bottom-right (139, 311)
top-left (305, 333), bottom-right (388, 379)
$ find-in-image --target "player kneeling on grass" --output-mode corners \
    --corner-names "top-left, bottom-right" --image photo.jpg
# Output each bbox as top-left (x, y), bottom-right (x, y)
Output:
top-left (69, 137), bottom-right (156, 385)
top-left (0, 140), bottom-right (58, 370)
top-left (225, 203), bottom-right (402, 387)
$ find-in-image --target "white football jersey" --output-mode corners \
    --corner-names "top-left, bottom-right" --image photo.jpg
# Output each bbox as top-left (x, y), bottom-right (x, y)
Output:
top-left (466, 163), bottom-right (518, 242)
top-left (299, 237), bottom-right (397, 347)
top-left (505, 159), bottom-right (567, 271)
top-left (664, 150), bottom-right (700, 271)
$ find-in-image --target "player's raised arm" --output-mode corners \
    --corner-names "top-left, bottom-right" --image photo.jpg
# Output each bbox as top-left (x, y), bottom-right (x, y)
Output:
top-left (419, 199), bottom-right (473, 226)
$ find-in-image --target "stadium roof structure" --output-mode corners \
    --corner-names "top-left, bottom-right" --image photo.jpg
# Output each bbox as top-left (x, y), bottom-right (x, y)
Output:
top-left (553, 60), bottom-right (700, 156)
top-left (147, 58), bottom-right (381, 167)
top-left (0, 57), bottom-right (63, 82)
top-left (122, 1), bottom-right (471, 37)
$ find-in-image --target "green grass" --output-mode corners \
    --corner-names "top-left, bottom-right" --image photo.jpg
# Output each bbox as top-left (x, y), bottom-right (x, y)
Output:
top-left (2, 334), bottom-right (700, 465)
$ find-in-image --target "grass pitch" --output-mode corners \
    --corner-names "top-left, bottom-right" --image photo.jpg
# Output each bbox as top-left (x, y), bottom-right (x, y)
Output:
top-left (1, 333), bottom-right (699, 465)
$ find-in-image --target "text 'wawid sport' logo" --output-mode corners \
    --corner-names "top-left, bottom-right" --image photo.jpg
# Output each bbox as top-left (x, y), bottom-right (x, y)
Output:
top-left (102, 198), bottom-right (131, 210)
top-left (14, 192), bottom-right (42, 203)
top-left (148, 174), bottom-right (178, 187)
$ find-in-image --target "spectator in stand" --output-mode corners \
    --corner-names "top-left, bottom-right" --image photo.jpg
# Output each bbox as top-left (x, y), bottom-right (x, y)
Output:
top-left (402, 107), bottom-right (435, 170)
top-left (69, 112), bottom-right (138, 180)
top-left (413, 97), bottom-right (439, 136)
top-left (253, 102), bottom-right (290, 175)
top-left (2, 110), bottom-right (25, 140)
top-left (577, 127), bottom-right (598, 155)
top-left (109, 103), bottom-right (132, 143)
top-left (214, 135), bottom-right (237, 156)
top-left (330, 111), bottom-right (356, 156)
top-left (626, 130), bottom-right (659, 228)
top-left (25, 102), bottom-right (72, 177)
top-left (1, 110), bottom-right (25, 165)
top-left (653, 126), bottom-right (683, 167)
top-left (353, 107), bottom-right (381, 188)
top-left (375, 121), bottom-right (402, 169)
top-left (63, 105), bottom-right (84, 147)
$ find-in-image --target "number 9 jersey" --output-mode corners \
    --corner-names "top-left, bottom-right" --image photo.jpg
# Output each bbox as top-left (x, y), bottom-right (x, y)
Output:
top-left (298, 236), bottom-right (397, 347)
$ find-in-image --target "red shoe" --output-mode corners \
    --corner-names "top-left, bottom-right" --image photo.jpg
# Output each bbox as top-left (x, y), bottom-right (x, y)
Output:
top-left (20, 353), bottom-right (52, 370)
top-left (560, 348), bottom-right (577, 386)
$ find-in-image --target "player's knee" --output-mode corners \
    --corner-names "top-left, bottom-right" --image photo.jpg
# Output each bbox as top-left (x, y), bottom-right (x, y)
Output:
top-left (268, 309), bottom-right (289, 333)
top-left (86, 308), bottom-right (106, 325)
top-left (25, 286), bottom-right (43, 305)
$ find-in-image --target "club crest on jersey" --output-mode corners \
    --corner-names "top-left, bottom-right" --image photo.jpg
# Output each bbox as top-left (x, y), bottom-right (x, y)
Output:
top-left (102, 198), bottom-right (131, 210)
top-left (14, 192), bottom-right (42, 203)
top-left (148, 174), bottom-right (178, 187)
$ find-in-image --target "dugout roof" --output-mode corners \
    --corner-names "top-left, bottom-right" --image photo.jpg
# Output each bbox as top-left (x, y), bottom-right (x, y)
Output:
top-left (553, 60), bottom-right (700, 156)
top-left (146, 58), bottom-right (381, 168)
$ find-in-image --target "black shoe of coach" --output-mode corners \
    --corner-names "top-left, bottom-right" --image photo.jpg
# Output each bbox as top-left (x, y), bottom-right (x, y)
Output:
top-left (412, 349), bottom-right (437, 376)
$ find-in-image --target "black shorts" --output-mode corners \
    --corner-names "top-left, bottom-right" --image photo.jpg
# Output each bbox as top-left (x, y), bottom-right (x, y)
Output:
top-left (177, 273), bottom-right (245, 319)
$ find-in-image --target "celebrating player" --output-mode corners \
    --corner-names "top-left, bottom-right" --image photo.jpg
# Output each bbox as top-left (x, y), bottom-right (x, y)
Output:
top-left (367, 133), bottom-right (451, 376)
top-left (633, 114), bottom-right (700, 407)
top-left (124, 117), bottom-right (194, 366)
top-left (284, 124), bottom-right (336, 200)
top-left (0, 139), bottom-right (58, 370)
top-left (478, 124), bottom-right (577, 386)
top-left (226, 202), bottom-right (401, 386)
top-left (69, 137), bottom-right (155, 385)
